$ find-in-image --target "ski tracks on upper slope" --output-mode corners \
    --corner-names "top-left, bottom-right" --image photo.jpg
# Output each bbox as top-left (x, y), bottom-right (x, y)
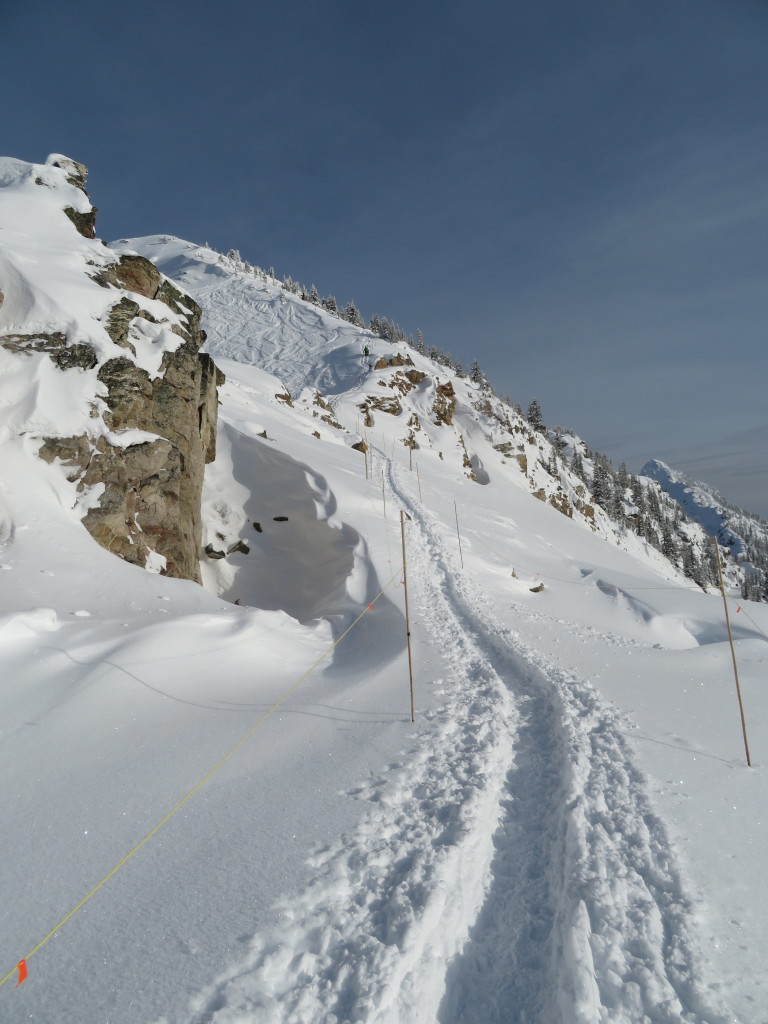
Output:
top-left (387, 458), bottom-right (731, 1024)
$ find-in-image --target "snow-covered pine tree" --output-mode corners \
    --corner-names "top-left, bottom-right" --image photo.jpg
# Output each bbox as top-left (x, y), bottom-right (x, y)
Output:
top-left (527, 398), bottom-right (544, 432)
top-left (344, 300), bottom-right (365, 327)
top-left (570, 450), bottom-right (586, 481)
top-left (591, 456), bottom-right (613, 509)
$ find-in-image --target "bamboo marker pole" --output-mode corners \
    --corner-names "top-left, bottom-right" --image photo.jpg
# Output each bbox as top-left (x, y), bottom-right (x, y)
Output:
top-left (409, 445), bottom-right (413, 472)
top-left (400, 510), bottom-right (415, 722)
top-left (382, 471), bottom-right (386, 519)
top-left (416, 462), bottom-right (423, 502)
top-left (454, 500), bottom-right (464, 569)
top-left (713, 538), bottom-right (752, 767)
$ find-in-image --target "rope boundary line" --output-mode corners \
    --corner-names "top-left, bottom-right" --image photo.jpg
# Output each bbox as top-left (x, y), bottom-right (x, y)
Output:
top-left (0, 565), bottom-right (404, 991)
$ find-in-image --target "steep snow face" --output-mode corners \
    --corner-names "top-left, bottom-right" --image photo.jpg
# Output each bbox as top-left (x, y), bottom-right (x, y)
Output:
top-left (643, 458), bottom-right (768, 596)
top-left (643, 460), bottom-right (745, 548)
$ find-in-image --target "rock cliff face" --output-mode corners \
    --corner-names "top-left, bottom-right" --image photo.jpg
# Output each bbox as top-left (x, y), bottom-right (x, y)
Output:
top-left (0, 154), bottom-right (224, 583)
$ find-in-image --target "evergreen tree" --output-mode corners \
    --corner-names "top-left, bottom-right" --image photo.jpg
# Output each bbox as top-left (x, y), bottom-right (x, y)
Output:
top-left (661, 522), bottom-right (678, 563)
top-left (527, 399), bottom-right (544, 431)
top-left (591, 457), bottom-right (613, 509)
top-left (344, 300), bottom-right (365, 327)
top-left (611, 485), bottom-right (625, 525)
top-left (416, 329), bottom-right (425, 355)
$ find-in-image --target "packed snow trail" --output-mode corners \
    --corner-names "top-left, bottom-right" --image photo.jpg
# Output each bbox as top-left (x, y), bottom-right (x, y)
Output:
top-left (172, 445), bottom-right (729, 1024)
top-left (384, 455), bottom-right (729, 1024)
top-left (180, 542), bottom-right (520, 1021)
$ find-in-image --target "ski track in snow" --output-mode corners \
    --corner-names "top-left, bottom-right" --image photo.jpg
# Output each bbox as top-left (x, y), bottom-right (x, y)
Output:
top-left (386, 456), bottom-right (729, 1024)
top-left (172, 446), bottom-right (729, 1024)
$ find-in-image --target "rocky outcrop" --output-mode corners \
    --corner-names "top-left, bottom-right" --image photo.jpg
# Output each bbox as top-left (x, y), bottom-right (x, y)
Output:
top-left (40, 311), bottom-right (223, 583)
top-left (49, 156), bottom-right (98, 238)
top-left (433, 381), bottom-right (456, 426)
top-left (8, 156), bottom-right (226, 584)
top-left (2, 332), bottom-right (97, 370)
top-left (374, 352), bottom-right (414, 370)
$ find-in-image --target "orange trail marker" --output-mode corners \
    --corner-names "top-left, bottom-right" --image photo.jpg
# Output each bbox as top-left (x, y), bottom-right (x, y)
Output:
top-left (368, 603), bottom-right (373, 611)
top-left (15, 960), bottom-right (27, 987)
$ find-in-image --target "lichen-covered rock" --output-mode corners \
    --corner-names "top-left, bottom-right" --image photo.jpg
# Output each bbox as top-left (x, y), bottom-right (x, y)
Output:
top-left (103, 297), bottom-right (141, 351)
top-left (549, 492), bottom-right (573, 518)
top-left (93, 253), bottom-right (162, 299)
top-left (49, 155), bottom-right (89, 191)
top-left (1, 331), bottom-right (97, 370)
top-left (87, 332), bottom-right (225, 582)
top-left (433, 381), bottom-right (456, 426)
top-left (64, 206), bottom-right (97, 239)
top-left (374, 352), bottom-right (414, 370)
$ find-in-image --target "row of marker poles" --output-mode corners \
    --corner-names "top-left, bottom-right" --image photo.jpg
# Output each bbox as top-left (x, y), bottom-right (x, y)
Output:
top-left (378, 447), bottom-right (751, 759)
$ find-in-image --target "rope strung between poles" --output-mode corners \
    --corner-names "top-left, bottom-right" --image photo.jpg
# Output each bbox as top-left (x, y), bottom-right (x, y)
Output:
top-left (0, 565), bottom-right (405, 992)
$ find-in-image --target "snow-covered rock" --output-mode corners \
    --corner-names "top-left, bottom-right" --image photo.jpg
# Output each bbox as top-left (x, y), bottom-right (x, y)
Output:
top-left (0, 157), bottom-right (224, 581)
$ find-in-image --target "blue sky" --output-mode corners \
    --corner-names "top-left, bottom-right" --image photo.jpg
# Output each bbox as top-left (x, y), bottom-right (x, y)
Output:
top-left (4, 0), bottom-right (767, 515)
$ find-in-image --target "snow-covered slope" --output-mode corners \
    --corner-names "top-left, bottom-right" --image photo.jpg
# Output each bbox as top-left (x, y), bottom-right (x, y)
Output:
top-left (643, 459), bottom-right (768, 599)
top-left (2, 219), bottom-right (767, 1023)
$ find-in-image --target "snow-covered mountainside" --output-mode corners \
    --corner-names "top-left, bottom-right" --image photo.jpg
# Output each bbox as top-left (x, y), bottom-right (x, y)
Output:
top-left (2, 202), bottom-right (767, 1024)
top-left (643, 459), bottom-right (768, 600)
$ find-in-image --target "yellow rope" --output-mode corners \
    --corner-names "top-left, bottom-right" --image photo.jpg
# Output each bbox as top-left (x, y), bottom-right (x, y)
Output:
top-left (0, 567), bottom-right (403, 990)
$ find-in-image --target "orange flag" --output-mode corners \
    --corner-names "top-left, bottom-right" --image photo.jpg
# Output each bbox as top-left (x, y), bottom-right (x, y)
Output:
top-left (16, 960), bottom-right (27, 987)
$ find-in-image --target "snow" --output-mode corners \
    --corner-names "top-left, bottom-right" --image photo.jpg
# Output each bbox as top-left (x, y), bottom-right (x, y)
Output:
top-left (1, 222), bottom-right (767, 1023)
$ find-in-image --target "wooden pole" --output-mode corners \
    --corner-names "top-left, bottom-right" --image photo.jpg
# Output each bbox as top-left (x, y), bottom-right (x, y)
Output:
top-left (454, 500), bottom-right (464, 569)
top-left (416, 462), bottom-right (423, 502)
top-left (382, 471), bottom-right (386, 519)
top-left (713, 538), bottom-right (752, 767)
top-left (409, 445), bottom-right (413, 472)
top-left (400, 510), bottom-right (415, 722)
